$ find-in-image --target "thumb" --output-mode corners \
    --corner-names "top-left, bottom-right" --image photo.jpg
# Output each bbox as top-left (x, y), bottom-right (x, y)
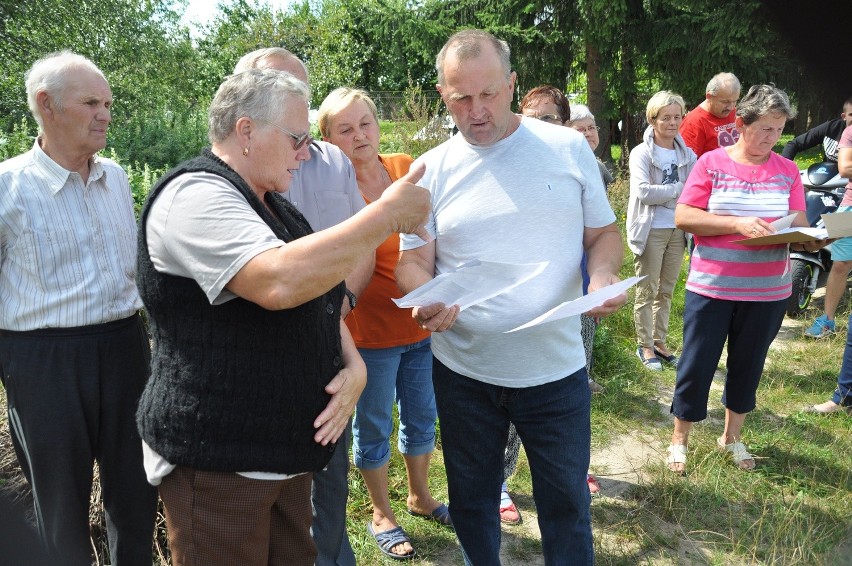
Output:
top-left (399, 161), bottom-right (425, 185)
top-left (413, 224), bottom-right (434, 243)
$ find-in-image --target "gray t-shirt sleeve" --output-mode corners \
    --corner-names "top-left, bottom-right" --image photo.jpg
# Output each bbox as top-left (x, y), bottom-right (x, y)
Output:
top-left (146, 172), bottom-right (283, 305)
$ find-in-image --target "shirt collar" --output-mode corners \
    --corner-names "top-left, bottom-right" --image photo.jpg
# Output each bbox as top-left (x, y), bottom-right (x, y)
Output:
top-left (31, 138), bottom-right (105, 194)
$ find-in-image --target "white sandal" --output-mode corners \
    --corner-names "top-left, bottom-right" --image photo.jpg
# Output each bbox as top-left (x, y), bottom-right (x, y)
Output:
top-left (717, 437), bottom-right (755, 471)
top-left (665, 444), bottom-right (687, 474)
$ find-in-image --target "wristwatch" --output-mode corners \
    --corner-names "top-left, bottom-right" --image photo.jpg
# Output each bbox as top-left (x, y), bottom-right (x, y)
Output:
top-left (345, 288), bottom-right (357, 311)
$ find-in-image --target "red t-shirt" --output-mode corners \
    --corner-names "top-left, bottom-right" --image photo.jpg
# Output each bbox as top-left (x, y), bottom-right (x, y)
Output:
top-left (680, 105), bottom-right (739, 157)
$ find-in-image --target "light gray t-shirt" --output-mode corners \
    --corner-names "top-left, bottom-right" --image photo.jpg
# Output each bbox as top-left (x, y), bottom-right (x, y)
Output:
top-left (400, 117), bottom-right (616, 387)
top-left (650, 144), bottom-right (678, 229)
top-left (146, 171), bottom-right (282, 305)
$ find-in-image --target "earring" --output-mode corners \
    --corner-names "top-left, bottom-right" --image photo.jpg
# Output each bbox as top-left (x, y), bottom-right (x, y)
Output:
top-left (242, 147), bottom-right (249, 156)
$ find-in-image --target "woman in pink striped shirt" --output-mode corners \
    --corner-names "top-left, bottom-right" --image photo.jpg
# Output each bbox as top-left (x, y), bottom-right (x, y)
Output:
top-left (665, 85), bottom-right (828, 474)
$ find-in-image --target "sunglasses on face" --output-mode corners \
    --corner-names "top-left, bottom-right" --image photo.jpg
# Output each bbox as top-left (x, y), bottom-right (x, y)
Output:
top-left (261, 121), bottom-right (313, 150)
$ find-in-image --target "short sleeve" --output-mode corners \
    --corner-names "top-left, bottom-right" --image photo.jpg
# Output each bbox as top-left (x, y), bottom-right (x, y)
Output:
top-left (840, 124), bottom-right (852, 149)
top-left (678, 153), bottom-right (713, 209)
top-left (146, 172), bottom-right (283, 304)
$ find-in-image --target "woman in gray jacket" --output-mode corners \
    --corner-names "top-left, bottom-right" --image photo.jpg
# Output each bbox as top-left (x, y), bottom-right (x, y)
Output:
top-left (627, 91), bottom-right (697, 370)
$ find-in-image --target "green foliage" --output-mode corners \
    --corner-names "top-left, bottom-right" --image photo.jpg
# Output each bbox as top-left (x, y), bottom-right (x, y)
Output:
top-left (108, 108), bottom-right (208, 170)
top-left (0, 118), bottom-right (35, 161)
top-left (0, 0), bottom-right (206, 169)
top-left (104, 148), bottom-right (168, 216)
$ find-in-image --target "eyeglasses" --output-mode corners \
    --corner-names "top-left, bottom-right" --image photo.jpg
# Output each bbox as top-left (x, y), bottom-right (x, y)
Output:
top-left (572, 125), bottom-right (600, 134)
top-left (261, 121), bottom-right (312, 150)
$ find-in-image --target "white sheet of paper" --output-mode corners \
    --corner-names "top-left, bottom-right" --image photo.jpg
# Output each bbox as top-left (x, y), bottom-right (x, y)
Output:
top-left (393, 260), bottom-right (549, 311)
top-left (768, 226), bottom-right (827, 238)
top-left (821, 210), bottom-right (852, 238)
top-left (505, 276), bottom-right (645, 333)
top-left (771, 213), bottom-right (798, 230)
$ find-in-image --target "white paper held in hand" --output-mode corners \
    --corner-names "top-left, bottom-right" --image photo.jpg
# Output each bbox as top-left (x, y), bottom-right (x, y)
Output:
top-left (393, 260), bottom-right (549, 311)
top-left (505, 276), bottom-right (645, 333)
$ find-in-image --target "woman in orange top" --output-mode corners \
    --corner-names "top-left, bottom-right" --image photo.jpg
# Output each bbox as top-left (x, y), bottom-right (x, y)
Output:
top-left (319, 88), bottom-right (449, 561)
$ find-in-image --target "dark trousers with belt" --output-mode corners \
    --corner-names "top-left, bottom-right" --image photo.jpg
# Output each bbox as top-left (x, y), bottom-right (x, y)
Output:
top-left (0, 315), bottom-right (157, 566)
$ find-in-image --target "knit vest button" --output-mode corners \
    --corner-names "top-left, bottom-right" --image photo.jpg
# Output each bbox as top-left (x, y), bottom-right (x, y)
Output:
top-left (332, 355), bottom-right (341, 367)
top-left (326, 302), bottom-right (334, 314)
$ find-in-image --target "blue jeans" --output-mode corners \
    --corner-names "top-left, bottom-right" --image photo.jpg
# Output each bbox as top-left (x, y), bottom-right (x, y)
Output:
top-left (432, 358), bottom-right (593, 566)
top-left (353, 338), bottom-right (436, 469)
top-left (833, 313), bottom-right (852, 406)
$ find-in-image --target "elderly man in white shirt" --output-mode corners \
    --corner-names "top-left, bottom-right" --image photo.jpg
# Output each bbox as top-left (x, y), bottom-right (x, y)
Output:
top-left (0, 51), bottom-right (156, 565)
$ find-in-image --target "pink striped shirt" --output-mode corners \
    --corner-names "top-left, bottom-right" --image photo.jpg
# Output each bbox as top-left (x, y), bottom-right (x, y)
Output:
top-left (679, 148), bottom-right (805, 301)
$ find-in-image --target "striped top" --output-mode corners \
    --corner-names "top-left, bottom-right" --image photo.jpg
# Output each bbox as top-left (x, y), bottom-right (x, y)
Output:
top-left (679, 148), bottom-right (805, 302)
top-left (0, 140), bottom-right (141, 330)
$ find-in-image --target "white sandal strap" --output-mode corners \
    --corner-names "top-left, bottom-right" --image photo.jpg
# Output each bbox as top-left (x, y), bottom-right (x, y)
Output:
top-left (666, 444), bottom-right (687, 464)
top-left (722, 441), bottom-right (753, 463)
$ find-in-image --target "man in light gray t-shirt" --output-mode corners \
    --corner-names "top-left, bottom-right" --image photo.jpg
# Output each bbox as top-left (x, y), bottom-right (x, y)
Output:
top-left (396, 30), bottom-right (626, 566)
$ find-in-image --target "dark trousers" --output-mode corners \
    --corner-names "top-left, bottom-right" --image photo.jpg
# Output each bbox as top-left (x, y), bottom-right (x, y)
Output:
top-left (0, 315), bottom-right (157, 566)
top-left (672, 292), bottom-right (786, 421)
top-left (159, 467), bottom-right (315, 566)
top-left (311, 423), bottom-right (356, 566)
top-left (433, 358), bottom-right (593, 566)
top-left (833, 313), bottom-right (852, 406)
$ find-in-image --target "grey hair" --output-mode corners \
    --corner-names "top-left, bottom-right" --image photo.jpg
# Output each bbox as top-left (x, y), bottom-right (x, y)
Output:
top-left (736, 84), bottom-right (797, 125)
top-left (706, 72), bottom-right (741, 96)
top-left (233, 47), bottom-right (308, 79)
top-left (208, 69), bottom-right (310, 144)
top-left (25, 50), bottom-right (107, 130)
top-left (436, 29), bottom-right (511, 85)
top-left (645, 91), bottom-right (686, 123)
top-left (569, 103), bottom-right (595, 122)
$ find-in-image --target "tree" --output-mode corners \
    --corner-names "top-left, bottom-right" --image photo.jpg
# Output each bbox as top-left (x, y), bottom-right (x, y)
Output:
top-left (0, 0), bottom-right (198, 127)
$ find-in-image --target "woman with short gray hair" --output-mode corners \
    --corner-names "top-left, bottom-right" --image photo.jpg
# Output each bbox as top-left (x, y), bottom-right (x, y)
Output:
top-left (666, 85), bottom-right (822, 474)
top-left (136, 68), bottom-right (430, 565)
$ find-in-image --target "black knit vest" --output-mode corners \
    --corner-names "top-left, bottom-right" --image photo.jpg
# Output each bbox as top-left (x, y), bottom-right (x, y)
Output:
top-left (136, 148), bottom-right (343, 474)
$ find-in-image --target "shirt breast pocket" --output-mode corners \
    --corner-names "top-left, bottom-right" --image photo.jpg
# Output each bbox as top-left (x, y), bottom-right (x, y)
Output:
top-left (314, 191), bottom-right (354, 228)
top-left (17, 228), bottom-right (86, 292)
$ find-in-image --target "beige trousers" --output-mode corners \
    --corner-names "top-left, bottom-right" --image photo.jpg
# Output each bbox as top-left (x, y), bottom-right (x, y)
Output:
top-left (633, 228), bottom-right (686, 348)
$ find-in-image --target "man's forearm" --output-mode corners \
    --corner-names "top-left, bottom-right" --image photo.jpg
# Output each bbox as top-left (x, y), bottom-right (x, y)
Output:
top-left (395, 263), bottom-right (432, 295)
top-left (395, 242), bottom-right (437, 295)
top-left (346, 253), bottom-right (375, 298)
top-left (585, 228), bottom-right (623, 282)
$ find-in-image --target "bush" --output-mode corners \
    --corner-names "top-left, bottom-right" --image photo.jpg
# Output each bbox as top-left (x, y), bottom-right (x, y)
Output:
top-left (0, 118), bottom-right (36, 161)
top-left (109, 108), bottom-right (208, 171)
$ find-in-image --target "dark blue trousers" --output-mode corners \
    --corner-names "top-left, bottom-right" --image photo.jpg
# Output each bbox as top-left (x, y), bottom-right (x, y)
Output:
top-left (832, 313), bottom-right (852, 406)
top-left (433, 357), bottom-right (592, 566)
top-left (672, 291), bottom-right (786, 421)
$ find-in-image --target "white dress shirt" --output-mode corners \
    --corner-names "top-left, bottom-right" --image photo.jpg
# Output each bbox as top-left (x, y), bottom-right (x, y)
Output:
top-left (0, 140), bottom-right (142, 330)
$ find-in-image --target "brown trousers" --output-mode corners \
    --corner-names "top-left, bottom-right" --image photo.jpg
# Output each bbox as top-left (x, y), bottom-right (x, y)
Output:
top-left (159, 467), bottom-right (316, 566)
